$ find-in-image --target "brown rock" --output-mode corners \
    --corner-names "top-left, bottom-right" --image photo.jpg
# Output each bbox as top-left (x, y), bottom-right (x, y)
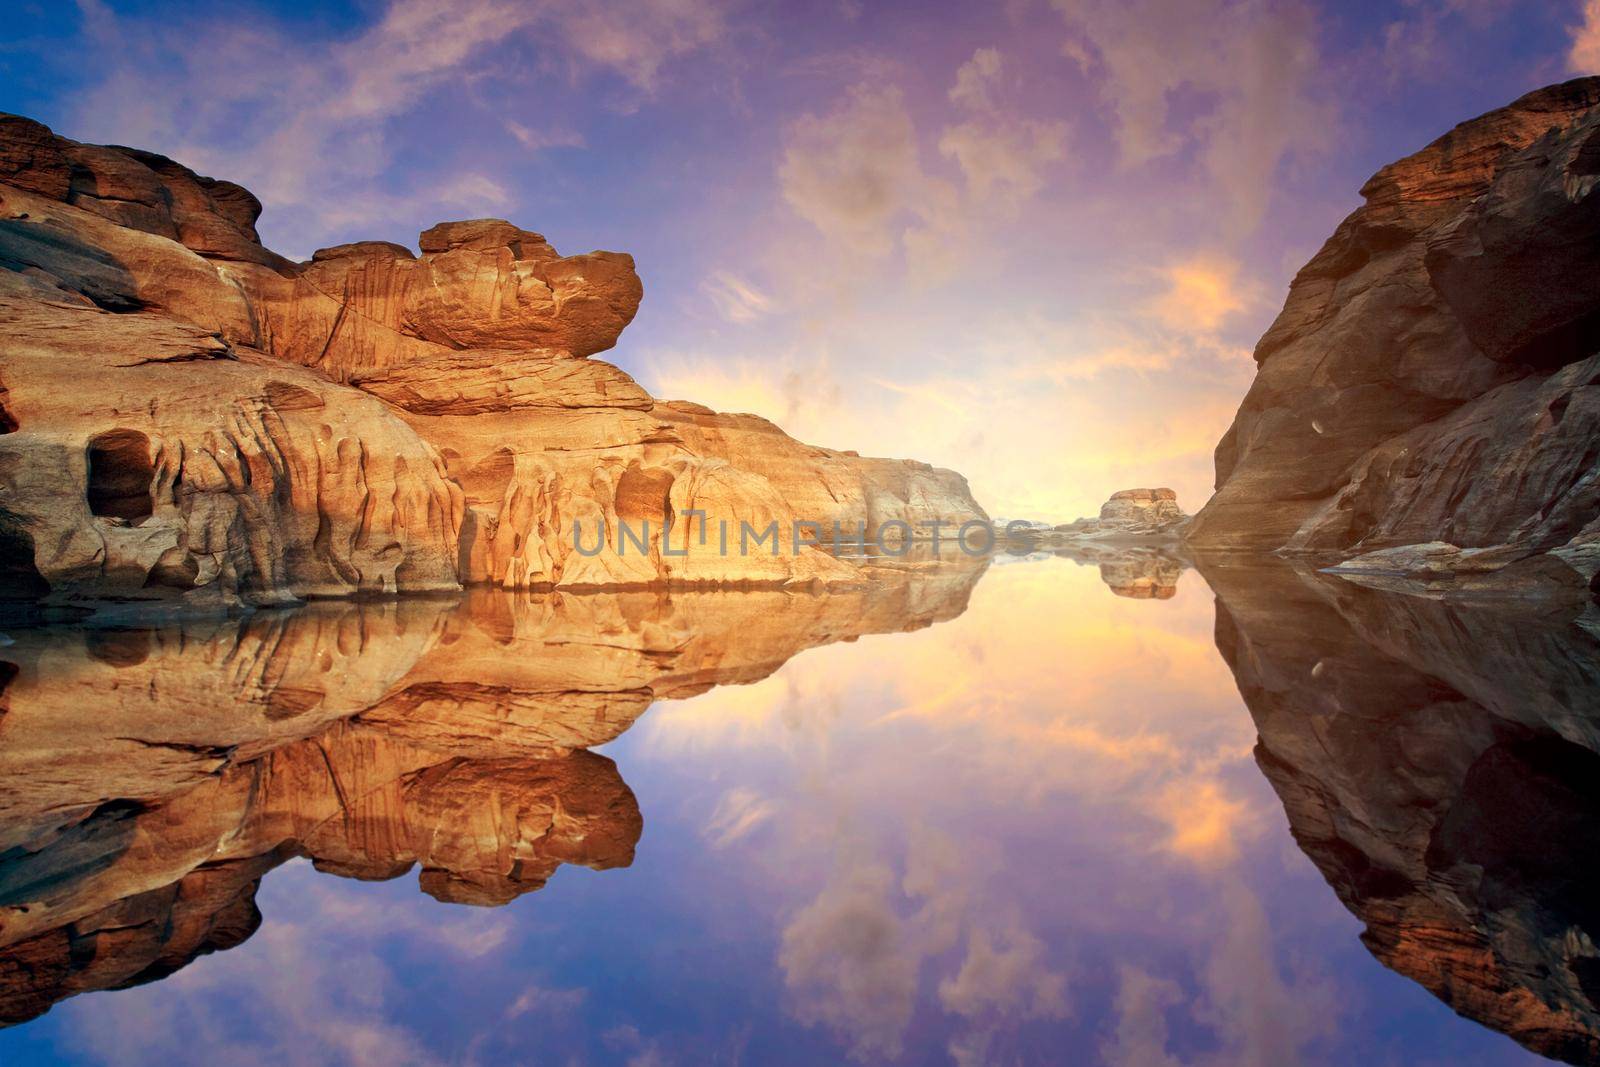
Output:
top-left (1188, 78), bottom-right (1600, 595)
top-left (0, 114), bottom-right (987, 602)
top-left (0, 272), bottom-right (462, 606)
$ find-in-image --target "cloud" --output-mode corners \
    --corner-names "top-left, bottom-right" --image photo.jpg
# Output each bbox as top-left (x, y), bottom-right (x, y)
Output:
top-left (779, 858), bottom-right (921, 1060)
top-left (937, 925), bottom-right (1070, 1021)
top-left (1145, 256), bottom-right (1252, 334)
top-left (1100, 967), bottom-right (1187, 1067)
top-left (938, 117), bottom-right (1067, 212)
top-left (939, 47), bottom-right (1069, 211)
top-left (948, 47), bottom-right (1004, 110)
top-left (1574, 0), bottom-right (1600, 74)
top-left (505, 981), bottom-right (588, 1018)
top-left (66, 0), bottom-right (726, 255)
top-left (701, 270), bottom-right (775, 322)
top-left (1053, 0), bottom-right (1328, 234)
top-left (546, 0), bottom-right (730, 91)
top-left (704, 786), bottom-right (778, 846)
top-left (503, 120), bottom-right (587, 152)
top-left (778, 84), bottom-right (941, 259)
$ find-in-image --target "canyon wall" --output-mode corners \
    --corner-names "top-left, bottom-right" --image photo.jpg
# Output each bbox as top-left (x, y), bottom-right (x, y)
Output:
top-left (1188, 78), bottom-right (1600, 592)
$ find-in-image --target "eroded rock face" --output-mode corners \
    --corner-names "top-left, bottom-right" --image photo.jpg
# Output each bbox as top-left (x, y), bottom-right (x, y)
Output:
top-left (0, 561), bottom-right (985, 1023)
top-left (0, 114), bottom-right (985, 603)
top-left (1188, 78), bottom-right (1600, 593)
top-left (1203, 556), bottom-right (1600, 1063)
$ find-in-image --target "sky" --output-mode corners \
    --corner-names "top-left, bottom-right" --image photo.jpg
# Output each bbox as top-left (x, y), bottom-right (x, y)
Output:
top-left (2, 0), bottom-right (1598, 521)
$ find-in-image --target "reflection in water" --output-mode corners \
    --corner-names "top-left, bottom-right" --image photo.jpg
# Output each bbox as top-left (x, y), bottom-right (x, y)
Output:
top-left (1202, 557), bottom-right (1600, 1065)
top-left (0, 559), bottom-right (985, 1026)
top-left (1, 546), bottom-right (1597, 1064)
top-left (1044, 542), bottom-right (1188, 599)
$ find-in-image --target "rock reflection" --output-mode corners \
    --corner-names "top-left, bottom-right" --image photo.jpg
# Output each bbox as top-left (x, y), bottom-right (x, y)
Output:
top-left (1045, 543), bottom-right (1188, 600)
top-left (1202, 556), bottom-right (1600, 1064)
top-left (0, 558), bottom-right (985, 1026)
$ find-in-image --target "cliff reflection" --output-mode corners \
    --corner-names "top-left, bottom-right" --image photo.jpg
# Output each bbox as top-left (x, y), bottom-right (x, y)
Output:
top-left (1203, 557), bottom-right (1600, 1064)
top-left (0, 557), bottom-right (985, 1026)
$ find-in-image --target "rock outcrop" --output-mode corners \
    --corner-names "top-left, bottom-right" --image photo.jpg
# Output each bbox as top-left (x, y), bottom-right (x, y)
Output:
top-left (0, 560), bottom-right (985, 1024)
top-left (0, 113), bottom-right (985, 605)
top-left (1203, 556), bottom-right (1600, 1063)
top-left (1053, 487), bottom-right (1188, 539)
top-left (1188, 78), bottom-right (1600, 593)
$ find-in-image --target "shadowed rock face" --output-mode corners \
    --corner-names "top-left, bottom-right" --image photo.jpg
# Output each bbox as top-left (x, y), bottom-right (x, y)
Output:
top-left (0, 557), bottom-right (985, 1025)
top-left (1202, 556), bottom-right (1600, 1063)
top-left (1189, 78), bottom-right (1600, 593)
top-left (0, 114), bottom-right (984, 605)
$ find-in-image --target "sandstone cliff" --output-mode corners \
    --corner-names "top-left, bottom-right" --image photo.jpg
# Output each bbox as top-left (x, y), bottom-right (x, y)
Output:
top-left (0, 114), bottom-right (984, 605)
top-left (1188, 78), bottom-right (1600, 593)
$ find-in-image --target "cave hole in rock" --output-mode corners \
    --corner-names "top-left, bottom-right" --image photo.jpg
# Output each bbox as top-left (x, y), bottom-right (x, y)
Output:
top-left (0, 521), bottom-right (48, 600)
top-left (86, 429), bottom-right (155, 522)
top-left (614, 465), bottom-right (675, 536)
top-left (0, 660), bottom-right (16, 722)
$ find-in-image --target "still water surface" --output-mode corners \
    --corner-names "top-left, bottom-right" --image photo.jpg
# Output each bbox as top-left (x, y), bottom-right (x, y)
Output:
top-left (1, 550), bottom-right (1591, 1065)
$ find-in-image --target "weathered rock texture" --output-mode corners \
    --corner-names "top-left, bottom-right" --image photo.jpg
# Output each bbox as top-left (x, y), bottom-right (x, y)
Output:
top-left (1188, 78), bottom-right (1600, 592)
top-left (1204, 556), bottom-right (1600, 1063)
top-left (0, 561), bottom-right (985, 1024)
top-left (0, 114), bottom-right (984, 605)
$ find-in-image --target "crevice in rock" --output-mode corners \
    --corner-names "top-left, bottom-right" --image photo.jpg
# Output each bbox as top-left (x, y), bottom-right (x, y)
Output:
top-left (0, 517), bottom-right (47, 600)
top-left (0, 377), bottom-right (16, 433)
top-left (0, 660), bottom-right (17, 716)
top-left (1506, 305), bottom-right (1600, 372)
top-left (85, 429), bottom-right (155, 522)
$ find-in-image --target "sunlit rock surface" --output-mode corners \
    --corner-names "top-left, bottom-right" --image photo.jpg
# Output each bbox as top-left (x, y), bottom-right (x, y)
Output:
top-left (1189, 78), bottom-right (1600, 593)
top-left (0, 557), bottom-right (985, 1024)
top-left (0, 113), bottom-right (984, 604)
top-left (1203, 555), bottom-right (1600, 1063)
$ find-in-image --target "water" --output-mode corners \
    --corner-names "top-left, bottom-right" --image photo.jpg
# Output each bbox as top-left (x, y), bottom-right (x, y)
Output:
top-left (1, 550), bottom-right (1591, 1065)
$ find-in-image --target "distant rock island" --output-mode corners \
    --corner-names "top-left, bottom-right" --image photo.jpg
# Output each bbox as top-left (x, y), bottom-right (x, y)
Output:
top-left (1188, 77), bottom-right (1600, 597)
top-left (0, 114), bottom-right (984, 607)
top-left (1000, 488), bottom-right (1189, 600)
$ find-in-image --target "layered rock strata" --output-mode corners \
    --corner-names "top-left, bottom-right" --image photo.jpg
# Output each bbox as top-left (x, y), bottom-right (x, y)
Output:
top-left (0, 114), bottom-right (984, 605)
top-left (1188, 78), bottom-right (1600, 592)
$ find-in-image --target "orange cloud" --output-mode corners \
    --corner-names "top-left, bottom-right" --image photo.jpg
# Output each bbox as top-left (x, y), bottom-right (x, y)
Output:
top-left (1147, 257), bottom-right (1251, 334)
top-left (1573, 0), bottom-right (1600, 74)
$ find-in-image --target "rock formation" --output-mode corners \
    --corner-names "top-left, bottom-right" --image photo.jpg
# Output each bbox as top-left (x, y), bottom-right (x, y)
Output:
top-left (1188, 78), bottom-right (1600, 593)
top-left (1203, 556), bottom-right (1600, 1063)
top-left (0, 560), bottom-right (985, 1024)
top-left (1052, 487), bottom-right (1188, 539)
top-left (0, 114), bottom-right (985, 606)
